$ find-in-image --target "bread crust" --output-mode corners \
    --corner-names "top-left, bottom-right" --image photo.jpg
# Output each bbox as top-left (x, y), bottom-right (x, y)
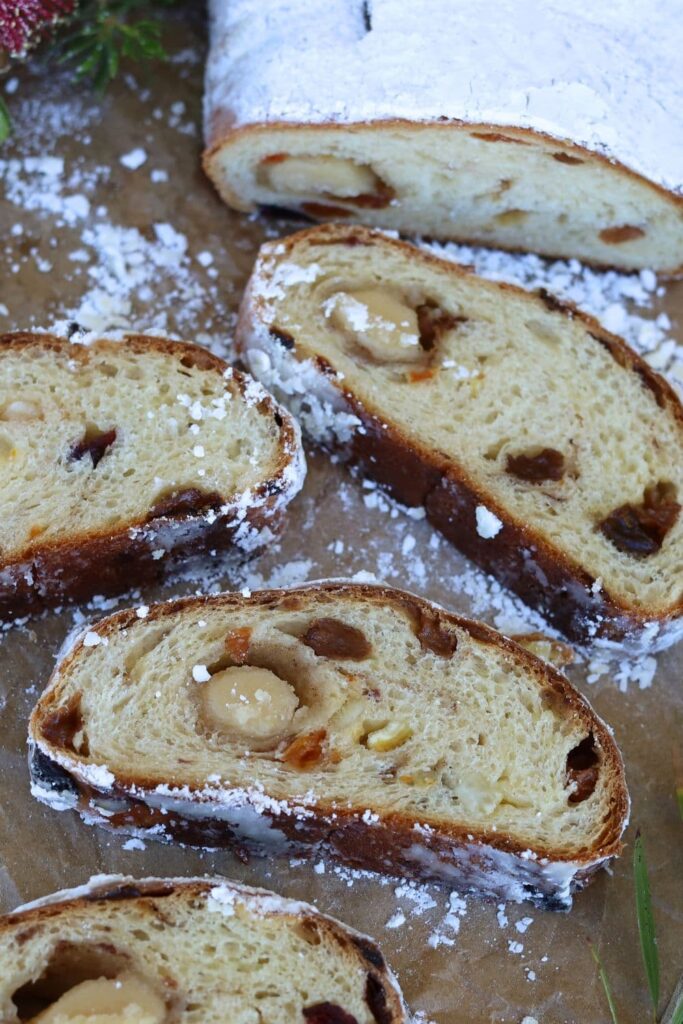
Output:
top-left (235, 224), bottom-right (683, 651)
top-left (203, 120), bottom-right (683, 277)
top-left (0, 332), bottom-right (305, 618)
top-left (1, 874), bottom-right (406, 1023)
top-left (29, 582), bottom-right (630, 910)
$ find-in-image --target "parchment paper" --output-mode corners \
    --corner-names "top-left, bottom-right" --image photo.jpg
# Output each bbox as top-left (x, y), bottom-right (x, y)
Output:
top-left (0, 10), bottom-right (681, 1023)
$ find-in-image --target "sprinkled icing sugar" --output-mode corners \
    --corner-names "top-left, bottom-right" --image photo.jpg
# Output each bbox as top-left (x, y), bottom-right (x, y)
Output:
top-left (424, 239), bottom-right (683, 392)
top-left (0, 81), bottom-right (234, 357)
top-left (475, 505), bottom-right (503, 540)
top-left (205, 0), bottom-right (682, 193)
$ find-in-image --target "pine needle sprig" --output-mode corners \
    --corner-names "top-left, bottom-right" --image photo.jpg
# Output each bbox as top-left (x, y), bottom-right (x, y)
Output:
top-left (56, 0), bottom-right (176, 91)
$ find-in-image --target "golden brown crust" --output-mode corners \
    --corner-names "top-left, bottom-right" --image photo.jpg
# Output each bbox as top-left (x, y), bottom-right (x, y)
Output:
top-left (0, 332), bottom-right (302, 618)
top-left (202, 119), bottom-right (683, 277)
top-left (30, 582), bottom-right (629, 884)
top-left (237, 224), bottom-right (683, 646)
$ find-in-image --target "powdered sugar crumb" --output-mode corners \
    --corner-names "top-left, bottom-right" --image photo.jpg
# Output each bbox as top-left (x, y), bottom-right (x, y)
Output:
top-left (121, 837), bottom-right (146, 851)
top-left (119, 147), bottom-right (147, 170)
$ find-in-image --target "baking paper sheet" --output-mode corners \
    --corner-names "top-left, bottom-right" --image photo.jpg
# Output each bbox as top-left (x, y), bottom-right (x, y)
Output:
top-left (0, 12), bottom-right (681, 1023)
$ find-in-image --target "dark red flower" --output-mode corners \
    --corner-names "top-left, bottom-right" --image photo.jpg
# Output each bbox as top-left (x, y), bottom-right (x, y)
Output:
top-left (0, 0), bottom-right (78, 58)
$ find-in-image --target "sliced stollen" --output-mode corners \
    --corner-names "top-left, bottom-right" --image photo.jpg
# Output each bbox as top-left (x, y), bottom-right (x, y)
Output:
top-left (236, 225), bottom-right (683, 651)
top-left (29, 582), bottom-right (629, 910)
top-left (0, 332), bottom-right (304, 617)
top-left (203, 0), bottom-right (683, 272)
top-left (0, 874), bottom-right (406, 1023)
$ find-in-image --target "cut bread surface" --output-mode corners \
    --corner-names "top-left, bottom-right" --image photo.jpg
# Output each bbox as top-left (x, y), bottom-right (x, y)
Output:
top-left (0, 332), bottom-right (304, 614)
top-left (0, 875), bottom-right (405, 1023)
top-left (29, 584), bottom-right (629, 907)
top-left (236, 226), bottom-right (683, 649)
top-left (205, 122), bottom-right (683, 274)
top-left (203, 0), bottom-right (683, 272)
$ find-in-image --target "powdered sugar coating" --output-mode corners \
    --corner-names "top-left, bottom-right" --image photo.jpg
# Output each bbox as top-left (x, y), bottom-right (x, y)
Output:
top-left (239, 243), bottom-right (362, 446)
top-left (205, 0), bottom-right (683, 194)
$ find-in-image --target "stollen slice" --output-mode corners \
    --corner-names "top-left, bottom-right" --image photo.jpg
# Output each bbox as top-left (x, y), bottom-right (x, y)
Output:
top-left (0, 874), bottom-right (406, 1023)
top-left (235, 224), bottom-right (683, 651)
top-left (29, 582), bottom-right (629, 910)
top-left (0, 331), bottom-right (304, 617)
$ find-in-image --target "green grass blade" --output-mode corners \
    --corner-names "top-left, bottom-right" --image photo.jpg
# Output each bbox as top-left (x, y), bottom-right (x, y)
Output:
top-left (0, 96), bottom-right (11, 145)
top-left (634, 833), bottom-right (660, 1015)
top-left (590, 943), bottom-right (620, 1024)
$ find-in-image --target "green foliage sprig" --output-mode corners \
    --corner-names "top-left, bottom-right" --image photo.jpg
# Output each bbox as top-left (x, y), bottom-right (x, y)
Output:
top-left (0, 95), bottom-right (10, 143)
top-left (0, 0), bottom-right (177, 142)
top-left (592, 833), bottom-right (682, 1024)
top-left (56, 0), bottom-right (176, 92)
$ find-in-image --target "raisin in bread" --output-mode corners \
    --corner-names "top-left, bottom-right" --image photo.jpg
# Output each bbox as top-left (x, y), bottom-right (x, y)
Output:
top-left (203, 0), bottom-right (683, 273)
top-left (29, 582), bottom-right (629, 910)
top-left (0, 332), bottom-right (304, 617)
top-left (236, 225), bottom-right (683, 651)
top-left (0, 874), bottom-right (405, 1023)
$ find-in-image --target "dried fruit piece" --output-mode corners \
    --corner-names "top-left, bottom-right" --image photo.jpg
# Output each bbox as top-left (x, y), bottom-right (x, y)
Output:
top-left (69, 426), bottom-right (117, 468)
top-left (40, 693), bottom-right (84, 753)
top-left (506, 447), bottom-right (565, 483)
top-left (413, 610), bottom-right (458, 656)
top-left (269, 326), bottom-right (295, 349)
top-left (303, 1003), bottom-right (359, 1024)
top-left (260, 152), bottom-right (288, 166)
top-left (282, 729), bottom-right (327, 770)
top-left (224, 627), bottom-right (251, 664)
top-left (566, 734), bottom-right (600, 804)
top-left (415, 302), bottom-right (466, 351)
top-left (406, 368), bottom-right (436, 383)
top-left (302, 618), bottom-right (371, 660)
top-left (599, 482), bottom-right (680, 556)
top-left (599, 225), bottom-right (646, 244)
top-left (470, 131), bottom-right (529, 145)
top-left (551, 151), bottom-right (584, 165)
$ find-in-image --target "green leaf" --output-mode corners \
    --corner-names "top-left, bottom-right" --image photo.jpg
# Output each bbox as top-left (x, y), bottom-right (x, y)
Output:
top-left (634, 833), bottom-right (660, 1017)
top-left (590, 943), bottom-right (620, 1024)
top-left (671, 997), bottom-right (683, 1024)
top-left (0, 96), bottom-right (11, 145)
top-left (677, 786), bottom-right (683, 821)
